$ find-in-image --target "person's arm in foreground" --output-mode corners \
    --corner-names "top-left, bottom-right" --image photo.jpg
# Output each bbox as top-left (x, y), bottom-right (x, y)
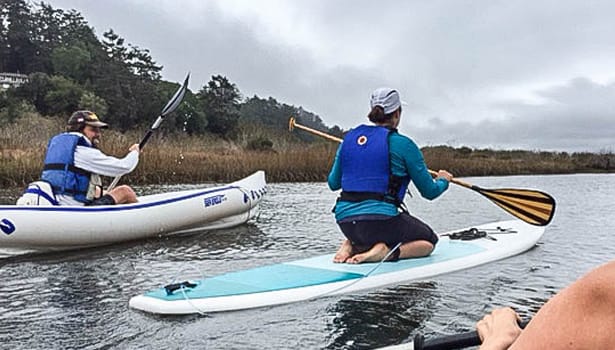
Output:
top-left (478, 259), bottom-right (615, 349)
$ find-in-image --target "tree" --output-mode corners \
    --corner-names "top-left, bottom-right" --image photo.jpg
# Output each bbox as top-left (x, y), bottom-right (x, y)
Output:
top-left (197, 75), bottom-right (241, 137)
top-left (13, 72), bottom-right (53, 114)
top-left (2, 0), bottom-right (38, 73)
top-left (79, 91), bottom-right (108, 116)
top-left (51, 42), bottom-right (91, 82)
top-left (102, 29), bottom-right (162, 80)
top-left (0, 0), bottom-right (8, 71)
top-left (170, 88), bottom-right (207, 135)
top-left (44, 75), bottom-right (82, 116)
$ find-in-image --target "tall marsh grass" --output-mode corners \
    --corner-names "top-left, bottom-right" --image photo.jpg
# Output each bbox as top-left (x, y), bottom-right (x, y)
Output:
top-left (1, 115), bottom-right (613, 187)
top-left (0, 115), bottom-right (336, 187)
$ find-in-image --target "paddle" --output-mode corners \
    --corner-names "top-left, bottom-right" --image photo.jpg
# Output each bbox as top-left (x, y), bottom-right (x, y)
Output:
top-left (288, 117), bottom-right (556, 226)
top-left (107, 73), bottom-right (190, 191)
top-left (375, 320), bottom-right (529, 350)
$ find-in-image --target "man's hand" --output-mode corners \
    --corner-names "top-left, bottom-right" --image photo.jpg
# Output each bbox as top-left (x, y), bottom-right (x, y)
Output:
top-left (477, 307), bottom-right (522, 350)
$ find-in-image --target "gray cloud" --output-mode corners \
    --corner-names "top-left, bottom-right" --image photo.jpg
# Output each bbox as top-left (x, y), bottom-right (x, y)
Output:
top-left (45, 0), bottom-right (615, 152)
top-left (413, 78), bottom-right (615, 152)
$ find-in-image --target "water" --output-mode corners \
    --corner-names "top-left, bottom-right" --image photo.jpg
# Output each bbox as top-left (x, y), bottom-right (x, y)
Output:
top-left (1, 173), bottom-right (614, 349)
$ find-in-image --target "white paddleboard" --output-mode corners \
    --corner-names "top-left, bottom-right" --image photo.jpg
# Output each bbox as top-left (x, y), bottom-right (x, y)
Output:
top-left (129, 219), bottom-right (544, 315)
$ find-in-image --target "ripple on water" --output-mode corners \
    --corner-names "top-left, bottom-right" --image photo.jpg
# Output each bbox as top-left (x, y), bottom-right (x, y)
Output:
top-left (1, 174), bottom-right (615, 349)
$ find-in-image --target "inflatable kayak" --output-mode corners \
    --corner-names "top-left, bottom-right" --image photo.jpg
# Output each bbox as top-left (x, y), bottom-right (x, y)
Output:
top-left (0, 171), bottom-right (266, 258)
top-left (129, 219), bottom-right (544, 315)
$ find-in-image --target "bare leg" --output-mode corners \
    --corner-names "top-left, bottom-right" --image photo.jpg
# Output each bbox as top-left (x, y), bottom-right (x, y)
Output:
top-left (108, 185), bottom-right (138, 204)
top-left (398, 240), bottom-right (434, 259)
top-left (347, 242), bottom-right (390, 264)
top-left (333, 239), bottom-right (353, 263)
top-left (348, 240), bottom-right (434, 264)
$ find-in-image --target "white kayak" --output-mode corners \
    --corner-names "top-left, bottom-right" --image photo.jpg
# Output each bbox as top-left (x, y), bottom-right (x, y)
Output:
top-left (129, 219), bottom-right (544, 315)
top-left (0, 171), bottom-right (266, 258)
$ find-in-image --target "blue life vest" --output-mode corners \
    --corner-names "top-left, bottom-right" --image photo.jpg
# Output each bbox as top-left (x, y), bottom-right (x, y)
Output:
top-left (339, 125), bottom-right (409, 206)
top-left (41, 133), bottom-right (92, 203)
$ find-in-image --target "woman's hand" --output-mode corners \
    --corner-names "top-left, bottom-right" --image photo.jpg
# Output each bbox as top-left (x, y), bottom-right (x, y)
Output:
top-left (436, 169), bottom-right (453, 182)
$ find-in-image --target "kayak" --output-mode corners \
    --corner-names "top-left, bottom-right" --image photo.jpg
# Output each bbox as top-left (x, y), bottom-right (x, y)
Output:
top-left (0, 171), bottom-right (266, 258)
top-left (129, 219), bottom-right (544, 315)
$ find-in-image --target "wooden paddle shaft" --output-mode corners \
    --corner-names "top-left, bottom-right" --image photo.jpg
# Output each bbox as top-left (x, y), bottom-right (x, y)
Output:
top-left (290, 117), bottom-right (458, 184)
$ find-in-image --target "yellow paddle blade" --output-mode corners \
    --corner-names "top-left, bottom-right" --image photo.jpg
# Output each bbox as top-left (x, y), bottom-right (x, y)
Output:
top-left (474, 187), bottom-right (556, 226)
top-left (287, 116), bottom-right (558, 226)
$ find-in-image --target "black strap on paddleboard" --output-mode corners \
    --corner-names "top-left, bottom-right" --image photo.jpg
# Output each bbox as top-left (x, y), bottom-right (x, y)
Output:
top-left (445, 226), bottom-right (519, 241)
top-left (164, 281), bottom-right (197, 296)
top-left (446, 228), bottom-right (495, 241)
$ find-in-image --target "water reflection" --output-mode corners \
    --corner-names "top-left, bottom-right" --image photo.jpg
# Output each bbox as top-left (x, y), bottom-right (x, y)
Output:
top-left (1, 175), bottom-right (615, 349)
top-left (325, 282), bottom-right (439, 349)
top-left (144, 222), bottom-right (269, 262)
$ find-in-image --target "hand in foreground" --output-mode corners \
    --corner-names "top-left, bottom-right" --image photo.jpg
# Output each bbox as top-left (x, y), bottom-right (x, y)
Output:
top-left (477, 307), bottom-right (522, 350)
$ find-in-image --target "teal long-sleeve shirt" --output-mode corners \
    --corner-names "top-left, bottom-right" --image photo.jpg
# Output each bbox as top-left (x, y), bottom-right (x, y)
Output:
top-left (327, 131), bottom-right (449, 221)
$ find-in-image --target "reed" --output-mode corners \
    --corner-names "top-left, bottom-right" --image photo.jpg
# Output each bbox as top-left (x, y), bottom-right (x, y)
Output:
top-left (0, 115), bottom-right (337, 186)
top-left (1, 115), bottom-right (613, 187)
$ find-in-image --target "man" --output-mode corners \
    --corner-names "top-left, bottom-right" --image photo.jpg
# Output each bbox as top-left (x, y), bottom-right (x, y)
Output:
top-left (41, 110), bottom-right (140, 205)
top-left (477, 259), bottom-right (615, 349)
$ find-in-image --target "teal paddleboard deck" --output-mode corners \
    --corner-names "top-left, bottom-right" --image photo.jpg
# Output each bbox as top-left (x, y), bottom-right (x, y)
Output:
top-left (130, 220), bottom-right (544, 314)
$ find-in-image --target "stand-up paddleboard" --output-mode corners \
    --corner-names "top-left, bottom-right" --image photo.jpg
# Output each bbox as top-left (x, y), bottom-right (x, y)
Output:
top-left (129, 219), bottom-right (544, 315)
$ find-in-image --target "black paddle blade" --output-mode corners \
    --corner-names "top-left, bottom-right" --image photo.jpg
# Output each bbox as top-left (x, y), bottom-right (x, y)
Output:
top-left (474, 187), bottom-right (556, 226)
top-left (161, 73), bottom-right (190, 117)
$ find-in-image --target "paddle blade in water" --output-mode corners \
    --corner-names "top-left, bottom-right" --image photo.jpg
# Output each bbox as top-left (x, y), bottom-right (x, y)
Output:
top-left (473, 187), bottom-right (556, 226)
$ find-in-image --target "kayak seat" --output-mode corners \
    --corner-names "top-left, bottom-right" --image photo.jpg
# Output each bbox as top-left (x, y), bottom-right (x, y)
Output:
top-left (16, 181), bottom-right (59, 206)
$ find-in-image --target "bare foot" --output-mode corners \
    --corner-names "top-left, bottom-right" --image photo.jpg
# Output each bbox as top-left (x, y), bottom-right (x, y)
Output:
top-left (347, 243), bottom-right (389, 264)
top-left (333, 239), bottom-right (353, 263)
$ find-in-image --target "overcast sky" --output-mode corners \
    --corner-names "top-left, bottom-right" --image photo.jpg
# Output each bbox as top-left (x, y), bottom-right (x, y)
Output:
top-left (44, 0), bottom-right (615, 152)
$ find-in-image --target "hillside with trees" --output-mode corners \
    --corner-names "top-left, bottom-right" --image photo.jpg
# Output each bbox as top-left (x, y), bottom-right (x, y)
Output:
top-left (0, 1), bottom-right (613, 187)
top-left (0, 0), bottom-right (339, 144)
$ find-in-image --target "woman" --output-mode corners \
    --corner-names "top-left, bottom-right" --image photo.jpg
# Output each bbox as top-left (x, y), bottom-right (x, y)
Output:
top-left (327, 87), bottom-right (453, 264)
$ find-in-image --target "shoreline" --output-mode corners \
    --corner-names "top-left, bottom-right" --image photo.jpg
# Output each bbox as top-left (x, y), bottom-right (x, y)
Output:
top-left (1, 116), bottom-right (613, 187)
top-left (2, 143), bottom-right (614, 188)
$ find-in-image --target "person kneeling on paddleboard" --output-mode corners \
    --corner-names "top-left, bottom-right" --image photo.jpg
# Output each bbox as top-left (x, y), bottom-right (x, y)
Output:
top-left (328, 88), bottom-right (452, 264)
top-left (38, 110), bottom-right (140, 206)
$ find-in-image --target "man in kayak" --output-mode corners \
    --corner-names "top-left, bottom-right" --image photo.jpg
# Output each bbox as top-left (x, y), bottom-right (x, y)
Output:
top-left (40, 110), bottom-right (140, 206)
top-left (476, 259), bottom-right (615, 349)
top-left (328, 87), bottom-right (453, 264)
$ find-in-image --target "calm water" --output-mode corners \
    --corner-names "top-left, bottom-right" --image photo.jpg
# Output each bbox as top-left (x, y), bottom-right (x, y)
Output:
top-left (1, 173), bottom-right (614, 349)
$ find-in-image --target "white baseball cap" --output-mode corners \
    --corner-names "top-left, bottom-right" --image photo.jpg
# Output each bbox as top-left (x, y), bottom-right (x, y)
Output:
top-left (369, 87), bottom-right (405, 114)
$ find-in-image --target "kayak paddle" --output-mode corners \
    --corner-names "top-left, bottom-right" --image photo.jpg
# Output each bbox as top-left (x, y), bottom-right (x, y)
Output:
top-left (374, 319), bottom-right (528, 350)
top-left (288, 117), bottom-right (555, 226)
top-left (107, 73), bottom-right (190, 191)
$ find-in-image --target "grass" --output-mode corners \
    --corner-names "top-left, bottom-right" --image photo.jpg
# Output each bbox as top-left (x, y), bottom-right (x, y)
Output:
top-left (0, 114), bottom-right (337, 186)
top-left (1, 114), bottom-right (613, 187)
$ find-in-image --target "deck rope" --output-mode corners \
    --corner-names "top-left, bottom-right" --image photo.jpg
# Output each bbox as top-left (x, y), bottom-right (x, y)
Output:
top-left (308, 242), bottom-right (403, 301)
top-left (173, 241), bottom-right (402, 314)
top-left (159, 183), bottom-right (265, 315)
top-left (167, 264), bottom-right (209, 315)
top-left (179, 284), bottom-right (209, 316)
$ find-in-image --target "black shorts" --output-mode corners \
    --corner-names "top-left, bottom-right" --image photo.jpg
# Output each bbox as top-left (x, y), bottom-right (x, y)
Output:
top-left (337, 212), bottom-right (439, 249)
top-left (85, 194), bottom-right (116, 206)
